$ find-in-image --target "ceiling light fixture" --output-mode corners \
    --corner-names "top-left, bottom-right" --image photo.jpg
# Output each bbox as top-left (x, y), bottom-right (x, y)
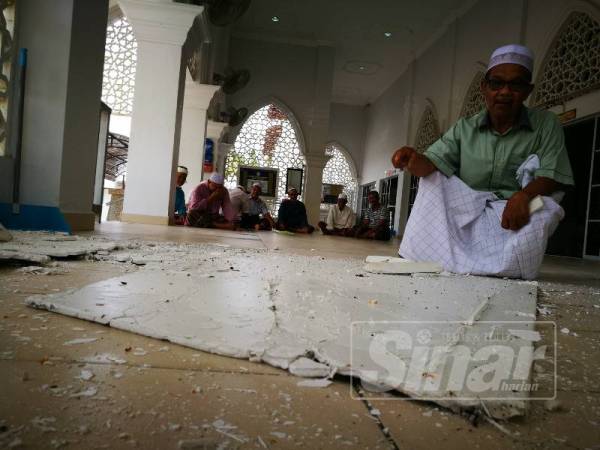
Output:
top-left (384, 32), bottom-right (392, 38)
top-left (271, 16), bottom-right (280, 22)
top-left (359, 66), bottom-right (365, 70)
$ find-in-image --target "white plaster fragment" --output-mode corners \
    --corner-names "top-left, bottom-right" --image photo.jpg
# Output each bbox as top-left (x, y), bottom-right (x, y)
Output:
top-left (63, 338), bottom-right (97, 346)
top-left (288, 357), bottom-right (330, 378)
top-left (508, 329), bottom-right (541, 342)
top-left (78, 370), bottom-right (95, 381)
top-left (70, 386), bottom-right (98, 398)
top-left (297, 379), bottom-right (332, 388)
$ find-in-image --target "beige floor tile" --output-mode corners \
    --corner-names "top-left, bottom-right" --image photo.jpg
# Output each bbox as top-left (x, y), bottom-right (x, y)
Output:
top-left (0, 361), bottom-right (388, 450)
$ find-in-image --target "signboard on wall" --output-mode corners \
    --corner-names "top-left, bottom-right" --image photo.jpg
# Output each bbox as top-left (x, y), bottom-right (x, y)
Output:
top-left (238, 166), bottom-right (278, 197)
top-left (557, 109), bottom-right (577, 124)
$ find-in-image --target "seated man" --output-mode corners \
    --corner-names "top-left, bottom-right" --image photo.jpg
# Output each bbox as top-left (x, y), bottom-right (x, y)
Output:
top-left (241, 183), bottom-right (275, 231)
top-left (318, 193), bottom-right (356, 236)
top-left (276, 187), bottom-right (314, 234)
top-left (228, 185), bottom-right (249, 228)
top-left (354, 191), bottom-right (390, 241)
top-left (392, 44), bottom-right (574, 280)
top-left (185, 172), bottom-right (235, 229)
top-left (174, 165), bottom-right (188, 225)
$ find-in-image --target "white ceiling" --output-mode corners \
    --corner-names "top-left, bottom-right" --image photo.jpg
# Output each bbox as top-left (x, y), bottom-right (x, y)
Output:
top-left (231, 0), bottom-right (476, 106)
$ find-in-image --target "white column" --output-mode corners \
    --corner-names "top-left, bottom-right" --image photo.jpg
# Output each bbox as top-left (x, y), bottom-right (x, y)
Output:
top-left (214, 142), bottom-right (233, 176)
top-left (178, 74), bottom-right (220, 199)
top-left (303, 153), bottom-right (331, 227)
top-left (120, 0), bottom-right (204, 225)
top-left (302, 46), bottom-right (334, 226)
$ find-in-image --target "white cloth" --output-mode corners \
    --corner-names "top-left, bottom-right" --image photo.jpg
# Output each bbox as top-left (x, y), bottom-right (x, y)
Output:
top-left (228, 188), bottom-right (249, 219)
top-left (515, 154), bottom-right (539, 188)
top-left (399, 172), bottom-right (564, 280)
top-left (326, 205), bottom-right (355, 230)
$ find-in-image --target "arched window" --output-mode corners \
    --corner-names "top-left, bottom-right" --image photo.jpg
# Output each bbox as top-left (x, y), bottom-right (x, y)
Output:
top-left (414, 105), bottom-right (441, 154)
top-left (224, 104), bottom-right (306, 215)
top-left (533, 12), bottom-right (600, 108)
top-left (408, 105), bottom-right (441, 217)
top-left (102, 15), bottom-right (137, 115)
top-left (323, 143), bottom-right (358, 208)
top-left (460, 71), bottom-right (486, 118)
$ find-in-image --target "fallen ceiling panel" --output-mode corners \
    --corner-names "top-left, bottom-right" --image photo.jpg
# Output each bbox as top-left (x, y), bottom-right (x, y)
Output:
top-left (25, 242), bottom-right (542, 419)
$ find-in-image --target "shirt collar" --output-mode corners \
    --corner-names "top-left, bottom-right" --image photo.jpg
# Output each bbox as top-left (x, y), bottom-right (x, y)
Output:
top-left (478, 106), bottom-right (533, 131)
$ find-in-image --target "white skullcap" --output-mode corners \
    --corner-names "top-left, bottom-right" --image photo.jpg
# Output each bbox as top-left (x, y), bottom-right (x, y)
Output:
top-left (209, 172), bottom-right (224, 185)
top-left (288, 186), bottom-right (297, 192)
top-left (177, 166), bottom-right (188, 174)
top-left (338, 193), bottom-right (347, 200)
top-left (252, 182), bottom-right (262, 188)
top-left (487, 44), bottom-right (534, 73)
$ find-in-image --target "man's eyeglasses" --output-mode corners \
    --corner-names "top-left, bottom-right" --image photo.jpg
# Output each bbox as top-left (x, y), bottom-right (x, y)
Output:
top-left (484, 78), bottom-right (532, 93)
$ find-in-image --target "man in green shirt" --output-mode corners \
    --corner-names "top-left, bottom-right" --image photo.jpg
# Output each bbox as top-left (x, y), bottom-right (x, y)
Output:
top-left (391, 44), bottom-right (574, 279)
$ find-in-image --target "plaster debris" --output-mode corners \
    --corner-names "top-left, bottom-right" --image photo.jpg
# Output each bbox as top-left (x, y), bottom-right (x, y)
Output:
top-left (0, 231), bottom-right (117, 264)
top-left (297, 379), bottom-right (333, 388)
top-left (508, 329), bottom-right (542, 342)
top-left (363, 255), bottom-right (442, 274)
top-left (0, 223), bottom-right (13, 242)
top-left (78, 370), bottom-right (95, 381)
top-left (25, 241), bottom-right (538, 418)
top-left (31, 416), bottom-right (57, 433)
top-left (288, 357), bottom-right (330, 378)
top-left (17, 266), bottom-right (65, 275)
top-left (63, 338), bottom-right (98, 346)
top-left (270, 431), bottom-right (287, 439)
top-left (70, 386), bottom-right (98, 398)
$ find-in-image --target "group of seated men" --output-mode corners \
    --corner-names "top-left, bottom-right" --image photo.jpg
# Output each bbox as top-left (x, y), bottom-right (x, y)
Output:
top-left (173, 168), bottom-right (391, 240)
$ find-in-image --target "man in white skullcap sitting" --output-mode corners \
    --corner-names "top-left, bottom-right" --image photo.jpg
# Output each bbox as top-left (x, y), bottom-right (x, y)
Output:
top-left (318, 193), bottom-right (356, 237)
top-left (391, 44), bottom-right (574, 279)
top-left (174, 165), bottom-right (188, 225)
top-left (185, 172), bottom-right (235, 229)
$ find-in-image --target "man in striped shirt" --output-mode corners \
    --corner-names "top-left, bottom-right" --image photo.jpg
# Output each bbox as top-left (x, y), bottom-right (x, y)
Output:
top-left (354, 191), bottom-right (391, 241)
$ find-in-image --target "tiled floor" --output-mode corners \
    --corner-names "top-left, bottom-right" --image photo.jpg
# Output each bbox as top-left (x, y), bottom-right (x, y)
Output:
top-left (1, 222), bottom-right (599, 449)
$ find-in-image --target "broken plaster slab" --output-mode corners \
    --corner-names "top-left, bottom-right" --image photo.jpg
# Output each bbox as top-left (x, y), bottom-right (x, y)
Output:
top-left (25, 241), bottom-right (539, 419)
top-left (0, 231), bottom-right (117, 264)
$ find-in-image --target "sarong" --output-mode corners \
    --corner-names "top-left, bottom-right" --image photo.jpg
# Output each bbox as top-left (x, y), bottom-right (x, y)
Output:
top-left (399, 172), bottom-right (564, 279)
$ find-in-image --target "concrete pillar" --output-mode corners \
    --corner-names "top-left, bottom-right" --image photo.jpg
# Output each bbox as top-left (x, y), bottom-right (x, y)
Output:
top-left (302, 46), bottom-right (335, 226)
top-left (303, 153), bottom-right (330, 226)
top-left (0, 0), bottom-right (108, 232)
top-left (178, 74), bottom-right (220, 199)
top-left (120, 0), bottom-right (204, 225)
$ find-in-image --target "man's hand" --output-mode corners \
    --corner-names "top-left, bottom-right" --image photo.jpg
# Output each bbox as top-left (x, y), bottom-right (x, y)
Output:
top-left (208, 186), bottom-right (225, 204)
top-left (502, 191), bottom-right (531, 231)
top-left (391, 146), bottom-right (437, 177)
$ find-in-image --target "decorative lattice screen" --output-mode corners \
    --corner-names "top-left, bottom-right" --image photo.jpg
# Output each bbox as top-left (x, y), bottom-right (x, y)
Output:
top-left (533, 12), bottom-right (600, 108)
top-left (102, 16), bottom-right (137, 115)
top-left (323, 144), bottom-right (358, 208)
top-left (460, 71), bottom-right (486, 118)
top-left (414, 106), bottom-right (441, 154)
